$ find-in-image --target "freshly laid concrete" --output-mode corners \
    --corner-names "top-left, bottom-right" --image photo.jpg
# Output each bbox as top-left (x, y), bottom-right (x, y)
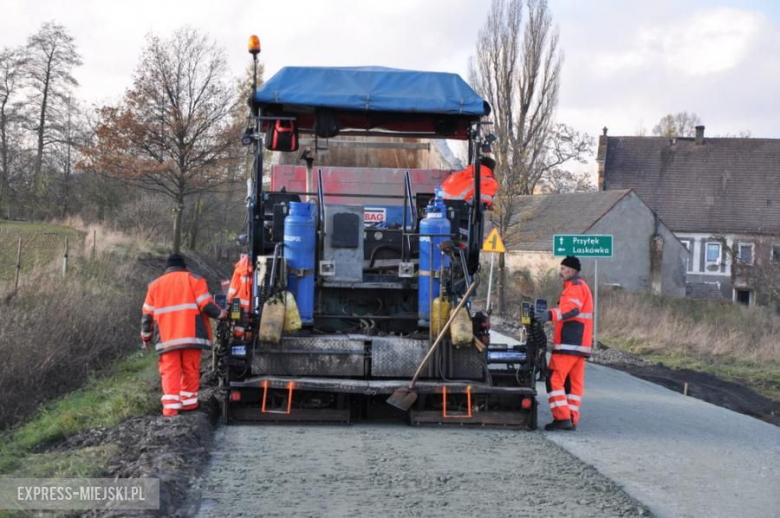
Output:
top-left (537, 356), bottom-right (780, 518)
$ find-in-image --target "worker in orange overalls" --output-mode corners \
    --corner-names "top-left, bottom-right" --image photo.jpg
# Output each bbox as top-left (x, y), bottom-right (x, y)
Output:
top-left (536, 255), bottom-right (593, 431)
top-left (141, 253), bottom-right (224, 416)
top-left (441, 154), bottom-right (499, 208)
top-left (226, 254), bottom-right (253, 338)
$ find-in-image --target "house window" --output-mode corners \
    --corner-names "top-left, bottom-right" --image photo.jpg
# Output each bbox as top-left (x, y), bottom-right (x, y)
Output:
top-left (735, 289), bottom-right (752, 306)
top-left (738, 243), bottom-right (754, 264)
top-left (772, 246), bottom-right (780, 263)
top-left (706, 242), bottom-right (721, 263)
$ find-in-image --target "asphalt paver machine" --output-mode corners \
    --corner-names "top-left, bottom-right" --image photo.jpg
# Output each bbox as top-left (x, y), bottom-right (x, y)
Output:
top-left (215, 37), bottom-right (543, 428)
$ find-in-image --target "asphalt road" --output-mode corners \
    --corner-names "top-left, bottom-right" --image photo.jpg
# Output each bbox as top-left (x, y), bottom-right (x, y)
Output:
top-left (531, 344), bottom-right (780, 517)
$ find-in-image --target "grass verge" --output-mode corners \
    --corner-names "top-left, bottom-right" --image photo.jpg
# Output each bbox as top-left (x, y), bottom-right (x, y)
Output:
top-left (0, 351), bottom-right (158, 478)
top-left (600, 290), bottom-right (780, 402)
top-left (603, 338), bottom-right (780, 402)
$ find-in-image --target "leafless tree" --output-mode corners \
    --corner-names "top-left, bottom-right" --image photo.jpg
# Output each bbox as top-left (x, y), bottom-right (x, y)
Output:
top-left (81, 27), bottom-right (242, 253)
top-left (25, 22), bottom-right (82, 195)
top-left (539, 167), bottom-right (595, 194)
top-left (49, 95), bottom-right (89, 216)
top-left (468, 0), bottom-right (592, 312)
top-left (0, 46), bottom-right (28, 217)
top-left (652, 111), bottom-right (702, 137)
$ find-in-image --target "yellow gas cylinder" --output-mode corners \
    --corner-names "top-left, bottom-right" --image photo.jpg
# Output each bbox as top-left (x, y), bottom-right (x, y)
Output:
top-left (431, 296), bottom-right (451, 339)
top-left (259, 297), bottom-right (285, 344)
top-left (283, 291), bottom-right (302, 332)
top-left (450, 306), bottom-right (473, 347)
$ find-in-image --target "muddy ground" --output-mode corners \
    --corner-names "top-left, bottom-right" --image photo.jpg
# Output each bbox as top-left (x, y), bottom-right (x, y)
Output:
top-left (47, 386), bottom-right (220, 517)
top-left (190, 424), bottom-right (651, 518)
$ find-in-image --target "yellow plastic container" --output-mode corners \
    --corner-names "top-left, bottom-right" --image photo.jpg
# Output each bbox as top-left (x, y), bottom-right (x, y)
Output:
top-left (283, 291), bottom-right (302, 332)
top-left (431, 296), bottom-right (451, 339)
top-left (259, 297), bottom-right (285, 344)
top-left (450, 306), bottom-right (473, 348)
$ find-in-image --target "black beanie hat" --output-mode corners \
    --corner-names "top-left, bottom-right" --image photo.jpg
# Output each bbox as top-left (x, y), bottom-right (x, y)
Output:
top-left (480, 156), bottom-right (496, 171)
top-left (561, 255), bottom-right (581, 271)
top-left (166, 253), bottom-right (186, 269)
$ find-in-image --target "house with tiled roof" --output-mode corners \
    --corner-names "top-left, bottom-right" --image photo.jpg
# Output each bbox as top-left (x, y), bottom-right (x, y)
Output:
top-left (597, 126), bottom-right (780, 304)
top-left (504, 189), bottom-right (687, 298)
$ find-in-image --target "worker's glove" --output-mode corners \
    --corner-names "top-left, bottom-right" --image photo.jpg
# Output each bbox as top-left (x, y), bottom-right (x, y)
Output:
top-left (219, 309), bottom-right (229, 320)
top-left (141, 339), bottom-right (152, 351)
top-left (535, 310), bottom-right (551, 324)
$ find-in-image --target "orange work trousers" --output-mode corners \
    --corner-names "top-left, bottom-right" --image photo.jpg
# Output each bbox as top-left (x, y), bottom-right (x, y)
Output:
top-left (546, 353), bottom-right (585, 424)
top-left (158, 348), bottom-right (202, 416)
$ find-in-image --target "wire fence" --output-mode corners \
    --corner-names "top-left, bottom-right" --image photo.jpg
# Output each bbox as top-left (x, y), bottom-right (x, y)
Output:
top-left (0, 225), bottom-right (89, 293)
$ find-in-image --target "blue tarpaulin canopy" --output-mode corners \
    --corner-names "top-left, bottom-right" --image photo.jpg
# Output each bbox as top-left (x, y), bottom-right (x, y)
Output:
top-left (253, 66), bottom-right (490, 139)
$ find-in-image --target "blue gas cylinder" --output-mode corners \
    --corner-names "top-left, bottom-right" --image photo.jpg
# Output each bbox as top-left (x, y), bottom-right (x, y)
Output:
top-left (418, 189), bottom-right (451, 326)
top-left (284, 202), bottom-right (316, 324)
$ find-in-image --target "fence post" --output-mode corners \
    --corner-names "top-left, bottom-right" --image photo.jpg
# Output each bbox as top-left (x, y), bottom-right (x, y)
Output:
top-left (92, 229), bottom-right (97, 260)
top-left (14, 236), bottom-right (22, 291)
top-left (62, 236), bottom-right (69, 277)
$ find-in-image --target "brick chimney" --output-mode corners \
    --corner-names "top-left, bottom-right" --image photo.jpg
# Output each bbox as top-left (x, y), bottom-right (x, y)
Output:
top-left (596, 126), bottom-right (608, 190)
top-left (695, 125), bottom-right (705, 145)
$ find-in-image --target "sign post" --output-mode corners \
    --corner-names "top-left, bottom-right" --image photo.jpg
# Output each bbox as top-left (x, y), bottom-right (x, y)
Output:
top-left (482, 229), bottom-right (507, 312)
top-left (552, 234), bottom-right (614, 350)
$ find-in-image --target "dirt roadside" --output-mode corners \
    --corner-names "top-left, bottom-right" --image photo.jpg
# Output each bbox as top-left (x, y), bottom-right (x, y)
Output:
top-left (44, 382), bottom-right (220, 517)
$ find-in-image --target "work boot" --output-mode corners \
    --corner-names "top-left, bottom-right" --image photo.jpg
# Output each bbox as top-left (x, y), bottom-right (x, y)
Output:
top-left (544, 419), bottom-right (574, 431)
top-left (570, 419), bottom-right (577, 431)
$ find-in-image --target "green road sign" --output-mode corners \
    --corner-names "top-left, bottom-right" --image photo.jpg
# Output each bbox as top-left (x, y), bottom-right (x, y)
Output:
top-left (553, 234), bottom-right (613, 257)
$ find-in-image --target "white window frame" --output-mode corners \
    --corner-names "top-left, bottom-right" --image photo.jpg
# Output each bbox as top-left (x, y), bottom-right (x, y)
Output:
top-left (679, 239), bottom-right (693, 271)
top-left (705, 242), bottom-right (722, 265)
top-left (737, 242), bottom-right (754, 265)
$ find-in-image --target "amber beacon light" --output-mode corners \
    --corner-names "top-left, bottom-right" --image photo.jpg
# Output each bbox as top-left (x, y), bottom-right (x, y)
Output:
top-left (248, 35), bottom-right (261, 55)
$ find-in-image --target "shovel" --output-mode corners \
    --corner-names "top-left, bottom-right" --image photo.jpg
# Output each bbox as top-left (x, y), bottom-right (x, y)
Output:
top-left (387, 280), bottom-right (478, 411)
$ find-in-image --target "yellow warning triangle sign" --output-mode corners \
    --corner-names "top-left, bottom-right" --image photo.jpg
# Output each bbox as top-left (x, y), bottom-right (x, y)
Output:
top-left (482, 228), bottom-right (507, 253)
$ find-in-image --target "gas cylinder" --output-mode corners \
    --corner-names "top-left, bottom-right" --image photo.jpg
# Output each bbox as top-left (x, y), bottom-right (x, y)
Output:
top-left (284, 202), bottom-right (316, 324)
top-left (418, 189), bottom-right (451, 326)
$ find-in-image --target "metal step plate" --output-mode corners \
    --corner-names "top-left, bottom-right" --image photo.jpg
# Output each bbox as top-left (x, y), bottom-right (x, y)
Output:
top-left (253, 335), bottom-right (366, 376)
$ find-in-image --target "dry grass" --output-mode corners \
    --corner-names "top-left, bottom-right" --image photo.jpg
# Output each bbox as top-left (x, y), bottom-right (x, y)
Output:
top-left (55, 214), bottom-right (162, 256)
top-left (0, 221), bottom-right (165, 430)
top-left (599, 290), bottom-right (780, 363)
top-left (502, 269), bottom-right (780, 399)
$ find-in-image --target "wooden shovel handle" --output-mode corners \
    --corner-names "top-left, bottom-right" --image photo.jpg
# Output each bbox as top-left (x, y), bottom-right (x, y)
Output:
top-left (409, 280), bottom-right (478, 388)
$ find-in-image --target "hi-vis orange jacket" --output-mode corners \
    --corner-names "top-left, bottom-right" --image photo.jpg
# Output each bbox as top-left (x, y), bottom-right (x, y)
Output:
top-left (227, 254), bottom-right (252, 313)
top-left (550, 275), bottom-right (594, 357)
top-left (141, 267), bottom-right (222, 354)
top-left (227, 255), bottom-right (253, 336)
top-left (441, 164), bottom-right (499, 208)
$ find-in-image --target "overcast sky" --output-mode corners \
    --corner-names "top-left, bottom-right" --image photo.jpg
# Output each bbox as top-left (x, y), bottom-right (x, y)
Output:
top-left (2, 0), bottom-right (779, 147)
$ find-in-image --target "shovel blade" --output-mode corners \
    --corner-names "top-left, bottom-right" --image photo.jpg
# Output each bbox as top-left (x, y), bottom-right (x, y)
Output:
top-left (386, 387), bottom-right (418, 411)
